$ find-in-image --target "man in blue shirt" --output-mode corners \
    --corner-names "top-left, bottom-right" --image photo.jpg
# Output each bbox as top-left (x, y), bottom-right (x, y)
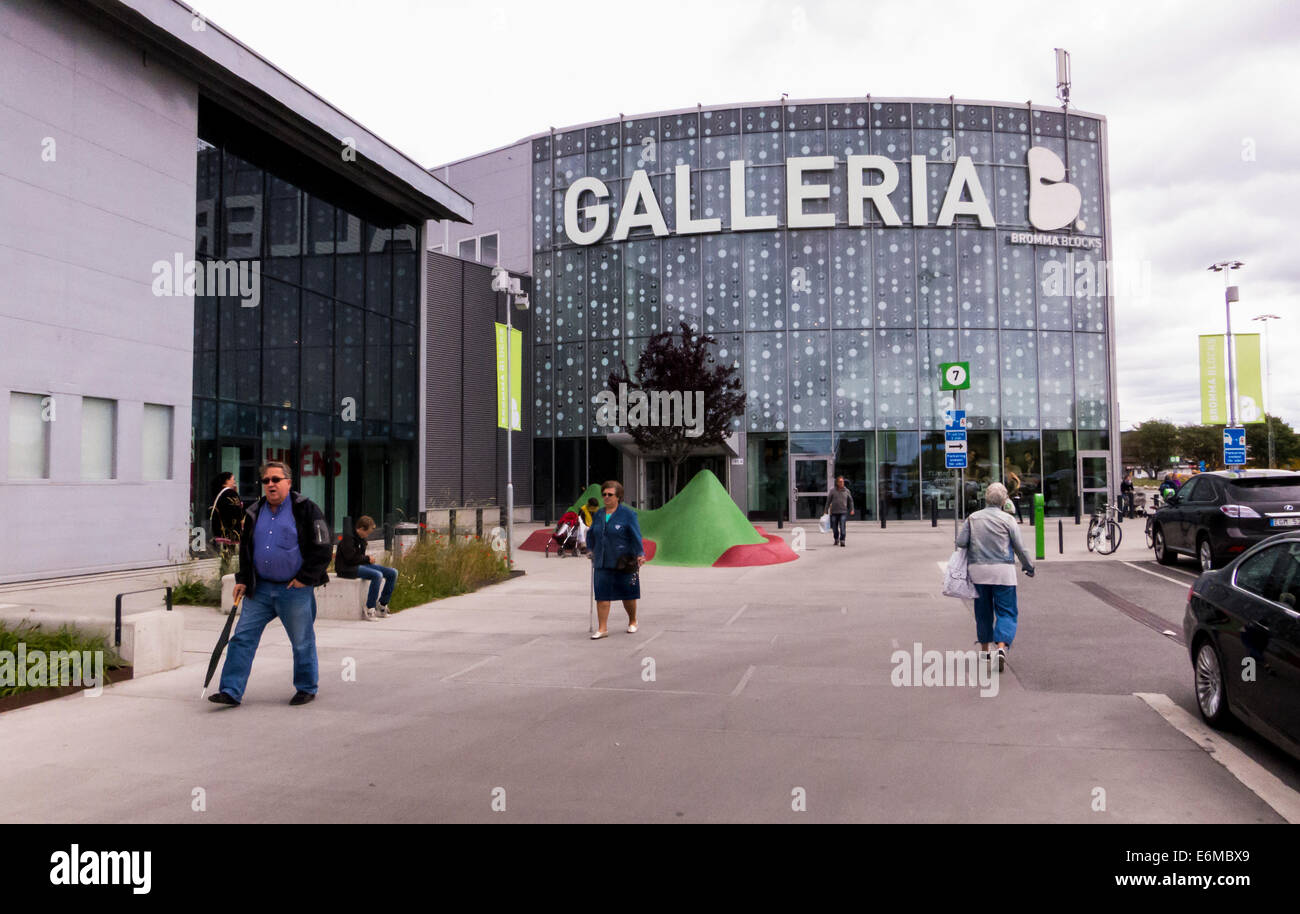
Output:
top-left (209, 460), bottom-right (333, 707)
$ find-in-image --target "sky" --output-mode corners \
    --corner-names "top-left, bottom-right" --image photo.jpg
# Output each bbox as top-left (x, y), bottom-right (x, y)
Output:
top-left (193, 0), bottom-right (1300, 431)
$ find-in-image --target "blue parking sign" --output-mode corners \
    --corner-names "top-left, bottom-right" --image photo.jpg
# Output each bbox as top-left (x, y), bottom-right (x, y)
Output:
top-left (1224, 427), bottom-right (1246, 465)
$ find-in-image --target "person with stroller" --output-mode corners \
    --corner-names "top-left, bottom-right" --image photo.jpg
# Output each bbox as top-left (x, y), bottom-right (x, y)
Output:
top-left (335, 515), bottom-right (397, 620)
top-left (549, 510), bottom-right (583, 556)
top-left (586, 480), bottom-right (645, 639)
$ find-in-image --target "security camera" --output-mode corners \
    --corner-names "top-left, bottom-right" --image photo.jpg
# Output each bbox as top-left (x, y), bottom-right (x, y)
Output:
top-left (513, 293), bottom-right (530, 311)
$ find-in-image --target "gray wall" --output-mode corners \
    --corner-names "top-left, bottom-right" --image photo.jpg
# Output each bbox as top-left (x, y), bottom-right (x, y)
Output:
top-left (0, 0), bottom-right (197, 581)
top-left (424, 252), bottom-right (532, 511)
top-left (427, 141), bottom-right (531, 273)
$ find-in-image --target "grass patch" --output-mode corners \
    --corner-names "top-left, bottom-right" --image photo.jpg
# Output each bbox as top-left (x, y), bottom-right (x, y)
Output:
top-left (0, 621), bottom-right (126, 698)
top-left (387, 535), bottom-right (512, 611)
top-left (172, 552), bottom-right (236, 607)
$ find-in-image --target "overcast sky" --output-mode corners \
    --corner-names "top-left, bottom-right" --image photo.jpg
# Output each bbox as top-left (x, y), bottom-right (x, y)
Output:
top-left (195, 0), bottom-right (1300, 431)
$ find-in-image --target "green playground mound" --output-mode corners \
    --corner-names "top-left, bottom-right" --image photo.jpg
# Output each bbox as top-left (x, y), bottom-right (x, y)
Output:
top-left (637, 469), bottom-right (765, 566)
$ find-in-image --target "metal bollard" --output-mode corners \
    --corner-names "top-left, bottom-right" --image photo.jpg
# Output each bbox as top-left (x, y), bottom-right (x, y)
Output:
top-left (930, 497), bottom-right (937, 527)
top-left (476, 507), bottom-right (484, 538)
top-left (1075, 496), bottom-right (1082, 526)
top-left (384, 523), bottom-right (393, 551)
top-left (1058, 519), bottom-right (1064, 555)
top-left (880, 499), bottom-right (886, 529)
top-left (777, 501), bottom-right (784, 530)
top-left (449, 508), bottom-right (457, 538)
top-left (342, 516), bottom-right (352, 545)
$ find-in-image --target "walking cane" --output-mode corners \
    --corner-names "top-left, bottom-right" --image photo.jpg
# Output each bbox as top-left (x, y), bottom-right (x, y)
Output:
top-left (589, 559), bottom-right (595, 634)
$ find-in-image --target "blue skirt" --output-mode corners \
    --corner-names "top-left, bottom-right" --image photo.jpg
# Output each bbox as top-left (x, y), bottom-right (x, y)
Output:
top-left (593, 567), bottom-right (640, 602)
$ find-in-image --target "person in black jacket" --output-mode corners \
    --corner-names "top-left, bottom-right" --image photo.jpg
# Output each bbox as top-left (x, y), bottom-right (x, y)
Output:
top-left (209, 460), bottom-right (333, 708)
top-left (335, 515), bottom-right (397, 620)
top-left (208, 472), bottom-right (245, 550)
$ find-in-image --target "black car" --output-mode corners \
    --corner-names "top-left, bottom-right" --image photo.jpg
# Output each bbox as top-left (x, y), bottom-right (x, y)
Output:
top-left (1184, 531), bottom-right (1300, 759)
top-left (1150, 470), bottom-right (1300, 572)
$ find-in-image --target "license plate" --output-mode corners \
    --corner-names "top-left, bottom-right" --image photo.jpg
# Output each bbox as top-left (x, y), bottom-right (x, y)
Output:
top-left (1271, 517), bottom-right (1300, 527)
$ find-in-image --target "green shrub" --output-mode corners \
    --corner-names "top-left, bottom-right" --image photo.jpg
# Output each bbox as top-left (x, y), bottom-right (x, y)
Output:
top-left (386, 534), bottom-right (511, 611)
top-left (0, 621), bottom-right (125, 698)
top-left (172, 571), bottom-right (222, 606)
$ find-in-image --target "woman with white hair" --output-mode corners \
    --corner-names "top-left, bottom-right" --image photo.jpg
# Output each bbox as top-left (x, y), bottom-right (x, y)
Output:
top-left (955, 481), bottom-right (1035, 671)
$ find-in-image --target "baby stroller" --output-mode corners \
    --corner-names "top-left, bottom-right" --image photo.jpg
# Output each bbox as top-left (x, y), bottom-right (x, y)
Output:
top-left (545, 511), bottom-right (583, 557)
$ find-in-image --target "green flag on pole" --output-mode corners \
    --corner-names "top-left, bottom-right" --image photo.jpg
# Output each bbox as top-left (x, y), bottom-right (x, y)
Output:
top-left (1234, 333), bottom-right (1265, 424)
top-left (1200, 333), bottom-right (1264, 425)
top-left (495, 322), bottom-right (523, 431)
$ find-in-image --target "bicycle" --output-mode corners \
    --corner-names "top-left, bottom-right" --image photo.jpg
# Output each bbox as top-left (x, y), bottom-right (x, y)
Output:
top-left (1142, 491), bottom-right (1164, 548)
top-left (1086, 501), bottom-right (1123, 554)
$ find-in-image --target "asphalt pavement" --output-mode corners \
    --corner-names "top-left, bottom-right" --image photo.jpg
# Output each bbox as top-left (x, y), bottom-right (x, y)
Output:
top-left (0, 518), bottom-right (1296, 823)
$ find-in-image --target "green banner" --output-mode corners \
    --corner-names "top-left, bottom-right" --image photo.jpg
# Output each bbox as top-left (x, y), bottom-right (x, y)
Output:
top-left (1200, 334), bottom-right (1264, 425)
top-left (494, 322), bottom-right (523, 431)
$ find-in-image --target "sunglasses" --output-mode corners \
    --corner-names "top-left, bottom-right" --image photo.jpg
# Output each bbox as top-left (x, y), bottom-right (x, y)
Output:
top-left (602, 492), bottom-right (616, 497)
top-left (261, 476), bottom-right (287, 486)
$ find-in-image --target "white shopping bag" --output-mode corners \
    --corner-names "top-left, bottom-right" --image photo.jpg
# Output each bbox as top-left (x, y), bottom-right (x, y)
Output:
top-left (818, 513), bottom-right (831, 535)
top-left (942, 548), bottom-right (978, 599)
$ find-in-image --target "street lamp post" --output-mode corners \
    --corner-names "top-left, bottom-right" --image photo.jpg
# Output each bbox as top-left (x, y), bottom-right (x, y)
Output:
top-left (1253, 313), bottom-right (1280, 468)
top-left (1208, 261), bottom-right (1245, 432)
top-left (491, 265), bottom-right (530, 565)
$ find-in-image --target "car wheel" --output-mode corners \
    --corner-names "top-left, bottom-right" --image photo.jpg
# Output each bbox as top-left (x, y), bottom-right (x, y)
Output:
top-left (1197, 536), bottom-right (1215, 573)
top-left (1194, 638), bottom-right (1232, 727)
top-left (1153, 526), bottom-right (1177, 565)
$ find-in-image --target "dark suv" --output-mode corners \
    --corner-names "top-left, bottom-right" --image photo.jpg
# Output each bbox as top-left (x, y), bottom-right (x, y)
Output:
top-left (1151, 470), bottom-right (1300, 571)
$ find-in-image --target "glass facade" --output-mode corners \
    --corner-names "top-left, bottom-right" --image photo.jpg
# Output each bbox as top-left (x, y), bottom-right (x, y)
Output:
top-left (530, 100), bottom-right (1111, 517)
top-left (192, 115), bottom-right (420, 534)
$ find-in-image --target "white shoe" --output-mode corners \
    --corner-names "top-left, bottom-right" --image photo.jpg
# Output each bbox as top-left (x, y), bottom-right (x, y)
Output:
top-left (363, 606), bottom-right (376, 621)
top-left (375, 605), bottom-right (390, 618)
top-left (627, 623), bottom-right (638, 634)
top-left (590, 631), bottom-right (608, 640)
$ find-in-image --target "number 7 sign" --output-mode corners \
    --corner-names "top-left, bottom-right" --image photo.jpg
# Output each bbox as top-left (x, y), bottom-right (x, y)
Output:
top-left (939, 362), bottom-right (971, 391)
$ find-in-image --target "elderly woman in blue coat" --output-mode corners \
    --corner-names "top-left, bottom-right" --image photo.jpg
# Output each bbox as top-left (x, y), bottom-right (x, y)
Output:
top-left (586, 479), bottom-right (646, 639)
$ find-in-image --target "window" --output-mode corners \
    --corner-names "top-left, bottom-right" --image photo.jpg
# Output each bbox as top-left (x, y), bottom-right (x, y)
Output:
top-left (142, 403), bottom-right (174, 480)
top-left (456, 233), bottom-right (500, 265)
top-left (479, 233), bottom-right (499, 266)
top-left (81, 397), bottom-right (116, 479)
top-left (1234, 545), bottom-right (1283, 601)
top-left (8, 392), bottom-right (49, 479)
top-left (458, 238), bottom-right (477, 261)
top-left (1179, 477), bottom-right (1204, 503)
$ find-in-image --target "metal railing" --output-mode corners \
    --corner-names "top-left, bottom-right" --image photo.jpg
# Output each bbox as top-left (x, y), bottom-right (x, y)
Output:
top-left (113, 586), bottom-right (173, 647)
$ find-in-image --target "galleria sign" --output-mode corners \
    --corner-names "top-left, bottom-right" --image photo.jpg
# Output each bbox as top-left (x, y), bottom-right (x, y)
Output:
top-left (563, 146), bottom-right (1083, 245)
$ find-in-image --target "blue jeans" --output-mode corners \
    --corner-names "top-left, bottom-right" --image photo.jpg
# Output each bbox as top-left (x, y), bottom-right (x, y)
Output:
top-left (973, 583), bottom-right (1018, 646)
top-left (355, 564), bottom-right (397, 608)
top-left (219, 581), bottom-right (318, 701)
top-left (830, 513), bottom-right (847, 543)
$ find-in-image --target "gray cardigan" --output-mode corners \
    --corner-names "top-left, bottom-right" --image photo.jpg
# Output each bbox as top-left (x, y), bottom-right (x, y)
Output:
top-left (956, 507), bottom-right (1034, 572)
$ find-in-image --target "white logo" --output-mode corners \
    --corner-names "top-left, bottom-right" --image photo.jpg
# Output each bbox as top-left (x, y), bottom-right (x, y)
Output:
top-left (50, 845), bottom-right (151, 894)
top-left (1026, 147), bottom-right (1082, 232)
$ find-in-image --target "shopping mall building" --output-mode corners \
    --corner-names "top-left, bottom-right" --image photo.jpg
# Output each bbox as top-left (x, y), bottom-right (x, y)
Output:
top-left (433, 98), bottom-right (1118, 523)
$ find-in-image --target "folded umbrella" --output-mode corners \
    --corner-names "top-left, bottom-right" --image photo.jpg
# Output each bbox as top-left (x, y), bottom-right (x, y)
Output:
top-left (201, 597), bottom-right (240, 699)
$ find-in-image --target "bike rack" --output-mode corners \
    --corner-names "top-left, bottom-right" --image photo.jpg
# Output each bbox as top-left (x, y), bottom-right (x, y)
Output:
top-left (113, 586), bottom-right (173, 648)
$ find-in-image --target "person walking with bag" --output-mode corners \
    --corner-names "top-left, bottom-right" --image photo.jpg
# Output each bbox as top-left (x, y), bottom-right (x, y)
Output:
top-left (585, 480), bottom-right (645, 639)
top-left (827, 476), bottom-right (854, 547)
top-left (955, 482), bottom-right (1034, 672)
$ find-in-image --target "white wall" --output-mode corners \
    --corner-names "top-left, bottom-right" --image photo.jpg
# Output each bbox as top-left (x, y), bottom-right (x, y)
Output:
top-left (428, 141), bottom-right (532, 274)
top-left (0, 0), bottom-right (198, 582)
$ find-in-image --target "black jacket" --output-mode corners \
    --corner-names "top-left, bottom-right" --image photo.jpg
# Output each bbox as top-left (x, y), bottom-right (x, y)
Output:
top-left (210, 486), bottom-right (245, 542)
top-left (334, 531), bottom-right (371, 579)
top-left (235, 492), bottom-right (332, 597)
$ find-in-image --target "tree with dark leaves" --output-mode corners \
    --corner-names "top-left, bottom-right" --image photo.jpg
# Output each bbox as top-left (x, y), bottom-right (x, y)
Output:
top-left (606, 321), bottom-right (746, 499)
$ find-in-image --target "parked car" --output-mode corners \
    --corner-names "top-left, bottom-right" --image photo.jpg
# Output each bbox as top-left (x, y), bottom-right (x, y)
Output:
top-left (1183, 531), bottom-right (1300, 760)
top-left (1149, 470), bottom-right (1300, 571)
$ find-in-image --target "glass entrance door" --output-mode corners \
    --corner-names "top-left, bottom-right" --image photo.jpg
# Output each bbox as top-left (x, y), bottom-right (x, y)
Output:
top-left (790, 455), bottom-right (833, 521)
top-left (1078, 450), bottom-right (1110, 517)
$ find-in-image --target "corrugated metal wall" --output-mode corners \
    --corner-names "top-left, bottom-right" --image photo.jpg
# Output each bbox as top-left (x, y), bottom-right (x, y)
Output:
top-left (424, 252), bottom-right (532, 510)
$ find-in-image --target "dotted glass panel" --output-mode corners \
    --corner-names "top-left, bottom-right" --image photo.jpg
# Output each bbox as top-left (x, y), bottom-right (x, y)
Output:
top-left (789, 330), bottom-right (831, 431)
top-left (742, 165), bottom-right (784, 224)
top-left (994, 166), bottom-right (1029, 227)
top-left (532, 252), bottom-right (553, 345)
top-left (532, 136), bottom-right (552, 162)
top-left (787, 230), bottom-right (830, 329)
top-left (743, 232), bottom-right (786, 331)
top-left (1036, 247), bottom-right (1073, 331)
top-left (874, 228), bottom-right (916, 327)
top-left (1000, 330), bottom-right (1038, 428)
top-left (875, 329), bottom-right (918, 428)
top-left (660, 137), bottom-right (699, 172)
top-left (554, 152), bottom-right (586, 189)
top-left (871, 102), bottom-right (910, 129)
top-left (554, 342), bottom-right (587, 436)
top-left (588, 337), bottom-right (622, 434)
top-left (621, 336), bottom-right (645, 380)
top-left (553, 249), bottom-right (586, 343)
top-left (828, 103), bottom-right (869, 129)
top-left (786, 129), bottom-right (828, 157)
top-left (829, 128), bottom-right (871, 159)
top-left (912, 228), bottom-right (955, 330)
top-left (661, 236), bottom-right (702, 334)
top-left (701, 236), bottom-right (744, 334)
top-left (998, 233), bottom-right (1035, 328)
top-left (1071, 251), bottom-right (1107, 332)
top-left (586, 124), bottom-right (621, 182)
top-left (958, 229), bottom-right (997, 328)
top-left (832, 329), bottom-right (873, 429)
top-left (553, 129), bottom-right (585, 157)
top-left (994, 133), bottom-right (1031, 166)
top-left (1034, 135), bottom-right (1066, 159)
top-left (960, 328), bottom-right (1000, 430)
top-left (1068, 116), bottom-right (1100, 141)
top-left (743, 107), bottom-right (782, 132)
top-left (955, 104), bottom-right (993, 161)
top-left (784, 104), bottom-right (826, 131)
top-left (915, 130), bottom-right (955, 164)
top-left (1075, 332), bottom-right (1107, 429)
top-left (745, 331), bottom-right (787, 432)
top-left (702, 133), bottom-right (743, 168)
top-left (532, 160), bottom-right (553, 253)
top-left (1038, 331), bottom-right (1074, 428)
top-left (587, 246), bottom-right (622, 340)
top-left (699, 168), bottom-right (731, 228)
top-left (533, 345), bottom-right (553, 438)
top-left (708, 332), bottom-right (744, 372)
top-left (1031, 110), bottom-right (1066, 140)
top-left (790, 162), bottom-right (836, 225)
top-left (919, 329), bottom-right (958, 429)
top-left (912, 103), bottom-right (952, 129)
top-left (623, 240), bottom-right (660, 337)
top-left (1068, 139), bottom-right (1102, 235)
top-left (701, 108), bottom-right (740, 136)
top-left (831, 228), bottom-right (872, 329)
top-left (661, 112), bottom-right (698, 140)
top-left (872, 127), bottom-right (912, 160)
top-left (743, 131), bottom-right (782, 164)
top-left (993, 107), bottom-right (1030, 134)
